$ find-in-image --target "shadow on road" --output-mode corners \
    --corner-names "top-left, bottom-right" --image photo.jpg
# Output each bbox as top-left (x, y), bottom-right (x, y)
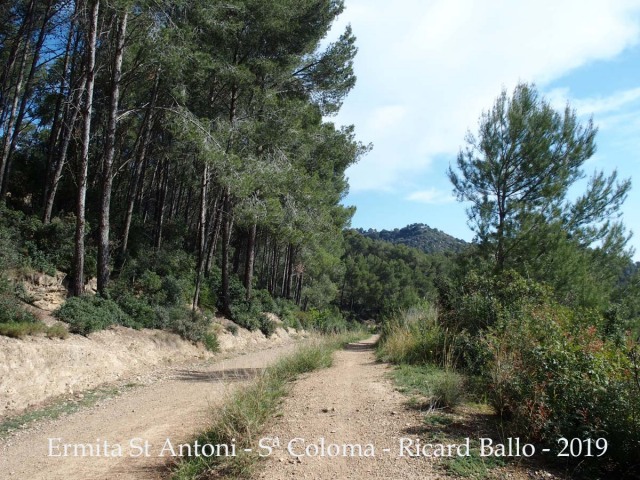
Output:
top-left (344, 341), bottom-right (376, 351)
top-left (173, 367), bottom-right (264, 382)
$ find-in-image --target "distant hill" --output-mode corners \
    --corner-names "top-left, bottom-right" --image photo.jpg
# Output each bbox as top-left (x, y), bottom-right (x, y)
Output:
top-left (357, 223), bottom-right (468, 254)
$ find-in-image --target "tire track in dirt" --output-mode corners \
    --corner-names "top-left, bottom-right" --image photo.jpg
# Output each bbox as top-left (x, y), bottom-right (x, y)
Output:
top-left (256, 336), bottom-right (440, 480)
top-left (0, 341), bottom-right (302, 480)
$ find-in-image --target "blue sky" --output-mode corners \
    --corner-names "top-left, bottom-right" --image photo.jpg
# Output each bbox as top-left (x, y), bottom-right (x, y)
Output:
top-left (329, 0), bottom-right (640, 259)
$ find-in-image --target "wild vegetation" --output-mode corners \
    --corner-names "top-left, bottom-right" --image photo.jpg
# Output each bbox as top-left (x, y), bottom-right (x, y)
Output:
top-left (2, 2), bottom-right (639, 477)
top-left (379, 84), bottom-right (640, 477)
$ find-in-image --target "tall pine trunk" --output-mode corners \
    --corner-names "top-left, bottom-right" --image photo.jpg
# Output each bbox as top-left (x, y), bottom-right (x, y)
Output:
top-left (97, 10), bottom-right (128, 295)
top-left (2, 0), bottom-right (53, 194)
top-left (72, 0), bottom-right (99, 297)
top-left (43, 13), bottom-right (76, 220)
top-left (192, 162), bottom-right (209, 309)
top-left (120, 69), bottom-right (159, 258)
top-left (220, 84), bottom-right (238, 313)
top-left (220, 187), bottom-right (232, 316)
top-left (0, 0), bottom-right (35, 194)
top-left (244, 223), bottom-right (257, 300)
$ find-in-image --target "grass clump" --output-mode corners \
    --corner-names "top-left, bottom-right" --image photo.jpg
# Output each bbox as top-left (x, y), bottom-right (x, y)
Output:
top-left (377, 302), bottom-right (449, 365)
top-left (171, 333), bottom-right (366, 479)
top-left (393, 364), bottom-right (465, 409)
top-left (378, 303), bottom-right (466, 409)
top-left (0, 321), bottom-right (45, 338)
top-left (445, 442), bottom-right (506, 479)
top-left (0, 321), bottom-right (68, 339)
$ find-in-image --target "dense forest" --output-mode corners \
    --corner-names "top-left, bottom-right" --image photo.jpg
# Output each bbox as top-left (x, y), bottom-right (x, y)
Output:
top-left (2, 1), bottom-right (640, 476)
top-left (0, 0), bottom-right (383, 337)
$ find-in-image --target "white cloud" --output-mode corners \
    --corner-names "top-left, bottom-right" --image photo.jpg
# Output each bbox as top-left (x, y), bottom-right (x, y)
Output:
top-left (545, 86), bottom-right (640, 140)
top-left (366, 105), bottom-right (407, 134)
top-left (331, 0), bottom-right (640, 192)
top-left (548, 86), bottom-right (640, 116)
top-left (406, 188), bottom-right (455, 204)
top-left (574, 88), bottom-right (640, 115)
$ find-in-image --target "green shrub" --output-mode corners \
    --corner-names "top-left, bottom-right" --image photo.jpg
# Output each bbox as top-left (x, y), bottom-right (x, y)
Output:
top-left (0, 278), bottom-right (37, 324)
top-left (252, 288), bottom-right (276, 312)
top-left (55, 295), bottom-right (136, 334)
top-left (163, 308), bottom-right (210, 343)
top-left (219, 274), bottom-right (247, 314)
top-left (272, 297), bottom-right (300, 328)
top-left (282, 313), bottom-right (302, 331)
top-left (115, 293), bottom-right (156, 327)
top-left (296, 307), bottom-right (349, 334)
top-left (229, 300), bottom-right (262, 331)
top-left (0, 205), bottom-right (76, 274)
top-left (258, 314), bottom-right (276, 337)
top-left (0, 205), bottom-right (23, 270)
top-left (439, 269), bottom-right (551, 333)
top-left (483, 301), bottom-right (640, 467)
top-left (20, 214), bottom-right (76, 273)
top-left (203, 332), bottom-right (219, 352)
top-left (114, 250), bottom-right (194, 308)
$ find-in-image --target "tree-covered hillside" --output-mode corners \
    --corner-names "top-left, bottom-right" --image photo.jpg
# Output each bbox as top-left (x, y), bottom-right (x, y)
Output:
top-left (0, 0), bottom-right (373, 338)
top-left (340, 229), bottom-right (452, 319)
top-left (358, 223), bottom-right (467, 254)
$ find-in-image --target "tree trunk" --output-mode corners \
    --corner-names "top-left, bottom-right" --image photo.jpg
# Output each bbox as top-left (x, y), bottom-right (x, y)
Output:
top-left (2, 0), bottom-right (53, 195)
top-left (220, 187), bottom-right (232, 316)
top-left (285, 244), bottom-right (295, 299)
top-left (0, 0), bottom-right (35, 112)
top-left (244, 222), bottom-right (257, 300)
top-left (120, 72), bottom-right (159, 261)
top-left (97, 10), bottom-right (128, 295)
top-left (0, 31), bottom-right (28, 195)
top-left (205, 195), bottom-right (222, 273)
top-left (269, 242), bottom-right (279, 295)
top-left (154, 161), bottom-right (169, 251)
top-left (192, 162), bottom-right (209, 309)
top-left (295, 269), bottom-right (304, 305)
top-left (72, 0), bottom-right (99, 297)
top-left (0, 0), bottom-right (35, 183)
top-left (142, 157), bottom-right (160, 225)
top-left (43, 72), bottom-right (86, 224)
top-left (219, 84), bottom-right (238, 313)
top-left (43, 13), bottom-right (76, 219)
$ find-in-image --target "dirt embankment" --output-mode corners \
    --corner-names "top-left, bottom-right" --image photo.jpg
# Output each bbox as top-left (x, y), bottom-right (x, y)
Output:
top-left (2, 269), bottom-right (303, 417)
top-left (0, 340), bottom-right (303, 480)
top-left (0, 317), bottom-right (302, 417)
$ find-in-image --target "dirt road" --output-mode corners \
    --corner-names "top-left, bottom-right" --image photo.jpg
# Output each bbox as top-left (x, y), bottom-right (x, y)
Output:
top-left (0, 342), bottom-right (301, 480)
top-left (256, 336), bottom-right (438, 480)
